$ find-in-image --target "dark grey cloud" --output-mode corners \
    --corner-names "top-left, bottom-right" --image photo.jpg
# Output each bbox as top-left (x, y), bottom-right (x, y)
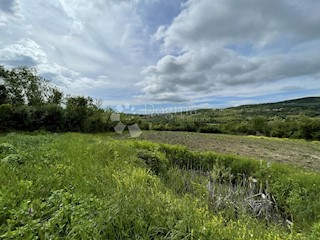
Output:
top-left (0, 0), bottom-right (17, 14)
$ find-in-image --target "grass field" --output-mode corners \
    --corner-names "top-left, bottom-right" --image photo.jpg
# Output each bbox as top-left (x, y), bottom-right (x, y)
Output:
top-left (135, 131), bottom-right (320, 172)
top-left (1, 132), bottom-right (320, 239)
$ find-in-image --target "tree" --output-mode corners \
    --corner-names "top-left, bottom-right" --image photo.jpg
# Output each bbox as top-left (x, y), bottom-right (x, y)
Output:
top-left (249, 116), bottom-right (270, 136)
top-left (0, 65), bottom-right (63, 106)
top-left (64, 96), bottom-right (95, 131)
top-left (1, 66), bottom-right (24, 105)
top-left (47, 88), bottom-right (63, 105)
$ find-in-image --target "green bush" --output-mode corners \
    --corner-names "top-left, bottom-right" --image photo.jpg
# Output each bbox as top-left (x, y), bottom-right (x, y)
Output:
top-left (199, 124), bottom-right (222, 133)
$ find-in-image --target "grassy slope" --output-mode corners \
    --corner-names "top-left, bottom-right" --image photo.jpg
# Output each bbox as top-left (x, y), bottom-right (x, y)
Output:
top-left (141, 97), bottom-right (320, 125)
top-left (226, 97), bottom-right (320, 114)
top-left (196, 97), bottom-right (320, 119)
top-left (137, 131), bottom-right (320, 172)
top-left (1, 133), bottom-right (319, 239)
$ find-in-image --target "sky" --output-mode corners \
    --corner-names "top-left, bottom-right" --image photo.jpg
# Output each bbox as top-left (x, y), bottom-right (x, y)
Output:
top-left (1, 0), bottom-right (320, 113)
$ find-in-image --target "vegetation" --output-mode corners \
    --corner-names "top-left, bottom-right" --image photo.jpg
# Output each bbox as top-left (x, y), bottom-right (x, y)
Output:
top-left (1, 65), bottom-right (320, 238)
top-left (138, 98), bottom-right (320, 141)
top-left (0, 65), bottom-right (113, 133)
top-left (1, 132), bottom-right (320, 239)
top-left (136, 131), bottom-right (320, 172)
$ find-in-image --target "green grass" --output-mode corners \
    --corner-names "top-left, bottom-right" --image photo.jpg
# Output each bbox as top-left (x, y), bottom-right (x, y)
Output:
top-left (1, 133), bottom-right (319, 239)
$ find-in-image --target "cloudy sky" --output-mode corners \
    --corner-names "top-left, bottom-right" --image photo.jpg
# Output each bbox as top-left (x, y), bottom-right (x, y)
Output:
top-left (1, 0), bottom-right (320, 112)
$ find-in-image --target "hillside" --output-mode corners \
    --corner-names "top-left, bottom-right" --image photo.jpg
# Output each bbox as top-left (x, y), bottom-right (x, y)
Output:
top-left (237, 96), bottom-right (320, 109)
top-left (218, 97), bottom-right (320, 116)
top-left (135, 97), bottom-right (320, 140)
top-left (192, 97), bottom-right (320, 120)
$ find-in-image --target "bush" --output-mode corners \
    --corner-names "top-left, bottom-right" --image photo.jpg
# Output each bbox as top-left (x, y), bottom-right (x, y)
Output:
top-left (0, 104), bottom-right (14, 131)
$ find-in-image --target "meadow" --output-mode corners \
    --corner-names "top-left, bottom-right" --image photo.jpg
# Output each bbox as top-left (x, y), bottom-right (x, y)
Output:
top-left (1, 132), bottom-right (320, 239)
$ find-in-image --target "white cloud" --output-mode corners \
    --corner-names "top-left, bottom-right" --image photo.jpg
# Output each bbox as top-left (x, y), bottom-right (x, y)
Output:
top-left (158, 0), bottom-right (320, 50)
top-left (0, 38), bottom-right (112, 96)
top-left (0, 0), bottom-right (154, 104)
top-left (0, 0), bottom-right (319, 107)
top-left (139, 0), bottom-right (320, 102)
top-left (0, 38), bottom-right (46, 66)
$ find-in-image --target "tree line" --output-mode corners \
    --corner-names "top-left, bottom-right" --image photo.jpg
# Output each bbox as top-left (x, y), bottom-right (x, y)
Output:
top-left (0, 66), bottom-right (113, 133)
top-left (142, 115), bottom-right (320, 141)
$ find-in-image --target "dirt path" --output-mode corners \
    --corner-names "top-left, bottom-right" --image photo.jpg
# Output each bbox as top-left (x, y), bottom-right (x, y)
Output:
top-left (135, 131), bottom-right (320, 172)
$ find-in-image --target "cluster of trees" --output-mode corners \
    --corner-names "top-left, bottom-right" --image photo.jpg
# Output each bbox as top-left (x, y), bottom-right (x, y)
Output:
top-left (224, 116), bottom-right (320, 140)
top-left (0, 66), bottom-right (113, 133)
top-left (142, 115), bottom-right (320, 141)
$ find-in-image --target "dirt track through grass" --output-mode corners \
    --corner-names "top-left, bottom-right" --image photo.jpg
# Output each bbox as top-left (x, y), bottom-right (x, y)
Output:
top-left (135, 131), bottom-right (320, 172)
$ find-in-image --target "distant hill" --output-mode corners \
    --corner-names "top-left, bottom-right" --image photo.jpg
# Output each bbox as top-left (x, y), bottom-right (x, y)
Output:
top-left (233, 96), bottom-right (320, 111)
top-left (234, 97), bottom-right (320, 117)
top-left (141, 97), bottom-right (320, 124)
top-left (135, 97), bottom-right (320, 140)
top-left (195, 97), bottom-right (320, 119)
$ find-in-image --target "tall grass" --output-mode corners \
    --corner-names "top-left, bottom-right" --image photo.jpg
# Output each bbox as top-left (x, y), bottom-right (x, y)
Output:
top-left (133, 140), bottom-right (320, 232)
top-left (0, 133), bottom-right (318, 239)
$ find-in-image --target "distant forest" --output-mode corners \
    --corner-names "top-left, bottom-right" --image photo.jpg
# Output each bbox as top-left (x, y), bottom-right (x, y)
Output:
top-left (1, 65), bottom-right (320, 140)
